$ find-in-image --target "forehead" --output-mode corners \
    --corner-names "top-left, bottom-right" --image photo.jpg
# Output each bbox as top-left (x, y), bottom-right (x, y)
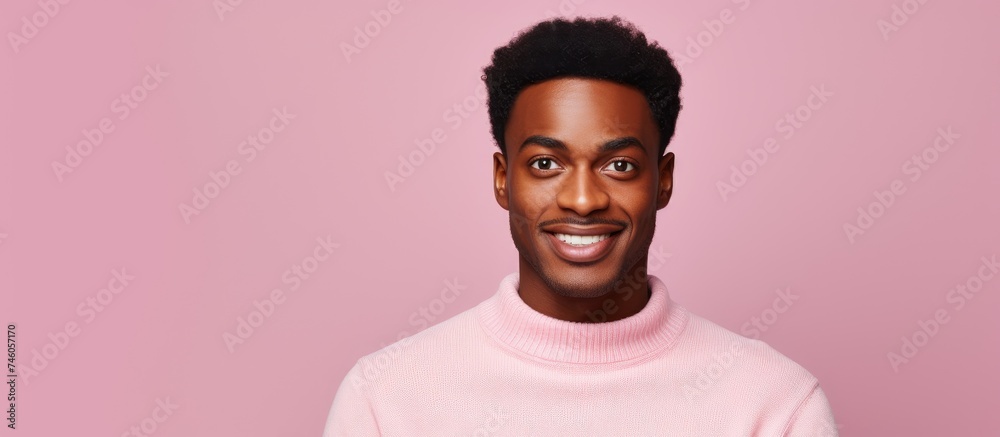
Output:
top-left (504, 77), bottom-right (658, 153)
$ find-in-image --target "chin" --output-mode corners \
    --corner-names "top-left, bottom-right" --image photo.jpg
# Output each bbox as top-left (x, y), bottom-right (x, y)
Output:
top-left (542, 265), bottom-right (623, 299)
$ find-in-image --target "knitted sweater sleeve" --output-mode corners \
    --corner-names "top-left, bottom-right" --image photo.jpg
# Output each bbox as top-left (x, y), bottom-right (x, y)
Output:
top-left (322, 360), bottom-right (381, 437)
top-left (782, 385), bottom-right (838, 437)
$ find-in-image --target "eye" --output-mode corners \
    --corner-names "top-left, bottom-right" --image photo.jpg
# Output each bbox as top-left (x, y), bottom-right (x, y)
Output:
top-left (530, 157), bottom-right (562, 171)
top-left (605, 159), bottom-right (636, 173)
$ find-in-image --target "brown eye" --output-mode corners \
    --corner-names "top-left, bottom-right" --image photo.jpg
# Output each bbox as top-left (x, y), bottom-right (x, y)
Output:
top-left (530, 158), bottom-right (561, 170)
top-left (606, 160), bottom-right (635, 172)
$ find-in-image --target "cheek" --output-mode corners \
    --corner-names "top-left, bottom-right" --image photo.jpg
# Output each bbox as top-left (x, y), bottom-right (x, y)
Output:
top-left (509, 180), bottom-right (556, 223)
top-left (512, 163), bottom-right (562, 194)
top-left (508, 197), bottom-right (541, 240)
top-left (510, 203), bottom-right (540, 239)
top-left (620, 188), bottom-right (658, 230)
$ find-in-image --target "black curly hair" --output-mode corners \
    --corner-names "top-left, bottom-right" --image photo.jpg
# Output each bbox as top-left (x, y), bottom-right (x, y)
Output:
top-left (482, 16), bottom-right (683, 158)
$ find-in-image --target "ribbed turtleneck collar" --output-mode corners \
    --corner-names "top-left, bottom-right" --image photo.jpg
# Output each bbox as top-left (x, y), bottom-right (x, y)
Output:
top-left (477, 272), bottom-right (689, 365)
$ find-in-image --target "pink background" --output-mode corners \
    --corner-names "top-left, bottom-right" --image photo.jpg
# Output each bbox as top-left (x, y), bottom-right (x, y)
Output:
top-left (2, 0), bottom-right (998, 435)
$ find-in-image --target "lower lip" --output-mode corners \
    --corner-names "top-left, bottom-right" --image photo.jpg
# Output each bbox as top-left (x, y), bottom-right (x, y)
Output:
top-left (545, 232), bottom-right (620, 264)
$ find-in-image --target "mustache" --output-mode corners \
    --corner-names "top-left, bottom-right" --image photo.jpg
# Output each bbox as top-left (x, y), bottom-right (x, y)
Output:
top-left (536, 216), bottom-right (628, 228)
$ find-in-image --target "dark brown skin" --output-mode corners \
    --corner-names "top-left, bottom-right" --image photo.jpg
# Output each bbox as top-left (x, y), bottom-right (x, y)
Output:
top-left (493, 77), bottom-right (674, 323)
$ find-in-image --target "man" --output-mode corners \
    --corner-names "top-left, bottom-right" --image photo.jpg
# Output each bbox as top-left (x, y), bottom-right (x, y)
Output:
top-left (324, 16), bottom-right (837, 436)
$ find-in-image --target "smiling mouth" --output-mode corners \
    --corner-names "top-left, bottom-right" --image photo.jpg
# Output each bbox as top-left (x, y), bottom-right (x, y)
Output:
top-left (552, 233), bottom-right (612, 246)
top-left (544, 230), bottom-right (623, 263)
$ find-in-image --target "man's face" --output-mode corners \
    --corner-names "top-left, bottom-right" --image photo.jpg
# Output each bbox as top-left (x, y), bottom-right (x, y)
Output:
top-left (493, 77), bottom-right (674, 299)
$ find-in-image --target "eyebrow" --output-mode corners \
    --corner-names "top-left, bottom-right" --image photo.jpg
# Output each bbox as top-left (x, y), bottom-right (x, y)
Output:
top-left (519, 135), bottom-right (647, 155)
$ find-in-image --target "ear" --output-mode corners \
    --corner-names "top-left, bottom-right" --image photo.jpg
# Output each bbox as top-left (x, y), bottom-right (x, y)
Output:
top-left (656, 152), bottom-right (674, 210)
top-left (493, 151), bottom-right (509, 211)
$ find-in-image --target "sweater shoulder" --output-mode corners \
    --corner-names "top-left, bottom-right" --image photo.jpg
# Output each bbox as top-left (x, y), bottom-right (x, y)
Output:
top-left (676, 310), bottom-right (821, 399)
top-left (352, 301), bottom-right (484, 378)
top-left (668, 311), bottom-right (831, 435)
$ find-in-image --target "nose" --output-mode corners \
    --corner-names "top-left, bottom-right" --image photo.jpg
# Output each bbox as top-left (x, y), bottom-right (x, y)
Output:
top-left (555, 164), bottom-right (610, 216)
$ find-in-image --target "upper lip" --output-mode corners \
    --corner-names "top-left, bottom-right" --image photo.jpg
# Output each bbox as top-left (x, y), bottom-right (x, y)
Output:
top-left (542, 224), bottom-right (624, 236)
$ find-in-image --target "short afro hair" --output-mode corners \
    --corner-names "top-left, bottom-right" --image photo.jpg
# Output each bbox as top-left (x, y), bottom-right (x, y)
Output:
top-left (482, 16), bottom-right (682, 158)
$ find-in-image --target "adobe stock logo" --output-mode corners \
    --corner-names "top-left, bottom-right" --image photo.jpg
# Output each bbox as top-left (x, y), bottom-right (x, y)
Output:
top-left (887, 254), bottom-right (997, 373)
top-left (51, 65), bottom-right (170, 182)
top-left (673, 0), bottom-right (752, 69)
top-left (353, 278), bottom-right (466, 388)
top-left (6, 0), bottom-right (71, 54)
top-left (542, 0), bottom-right (588, 19)
top-left (842, 126), bottom-right (959, 244)
top-left (213, 0), bottom-right (248, 22)
top-left (583, 246), bottom-right (672, 323)
top-left (877, 0), bottom-right (931, 41)
top-left (739, 287), bottom-right (799, 339)
top-left (119, 397), bottom-right (179, 437)
top-left (179, 107), bottom-right (296, 224)
top-left (384, 82), bottom-right (490, 192)
top-left (340, 0), bottom-right (406, 64)
top-left (684, 286), bottom-right (800, 404)
top-left (716, 84), bottom-right (833, 201)
top-left (223, 235), bottom-right (338, 353)
top-left (468, 403), bottom-right (510, 437)
top-left (17, 268), bottom-right (136, 385)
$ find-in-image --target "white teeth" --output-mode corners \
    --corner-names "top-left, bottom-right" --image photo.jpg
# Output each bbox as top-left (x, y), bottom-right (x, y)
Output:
top-left (554, 233), bottom-right (611, 246)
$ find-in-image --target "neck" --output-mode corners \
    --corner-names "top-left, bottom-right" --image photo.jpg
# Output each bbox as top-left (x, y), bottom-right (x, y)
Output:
top-left (516, 255), bottom-right (651, 323)
top-left (477, 269), bottom-right (689, 364)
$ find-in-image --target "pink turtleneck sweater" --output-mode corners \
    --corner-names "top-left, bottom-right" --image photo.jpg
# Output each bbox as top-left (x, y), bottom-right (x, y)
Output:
top-left (323, 272), bottom-right (838, 436)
